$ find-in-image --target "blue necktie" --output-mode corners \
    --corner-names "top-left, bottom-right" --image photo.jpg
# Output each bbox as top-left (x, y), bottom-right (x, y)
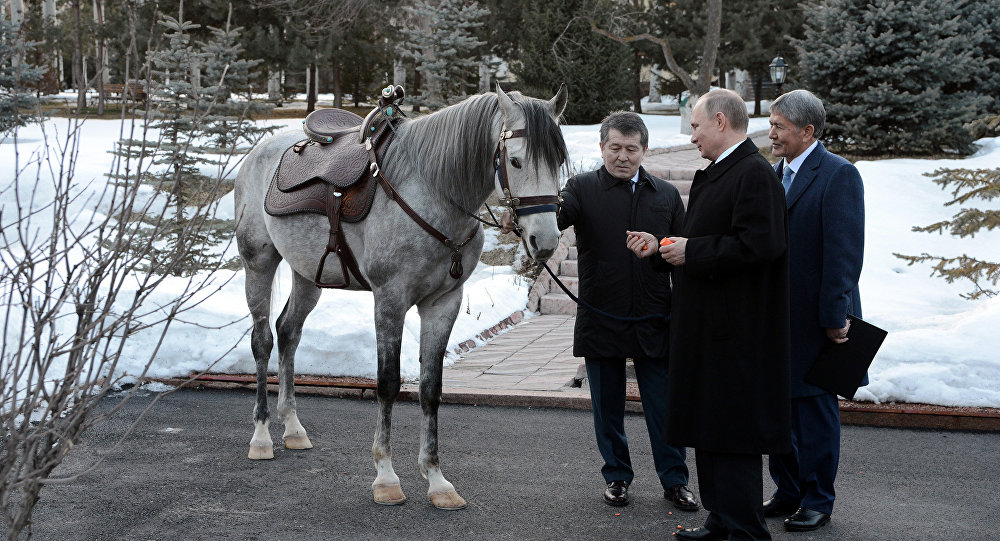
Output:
top-left (782, 165), bottom-right (794, 193)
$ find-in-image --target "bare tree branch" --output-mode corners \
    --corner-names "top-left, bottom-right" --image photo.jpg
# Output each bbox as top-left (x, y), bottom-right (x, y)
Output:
top-left (580, 0), bottom-right (722, 96)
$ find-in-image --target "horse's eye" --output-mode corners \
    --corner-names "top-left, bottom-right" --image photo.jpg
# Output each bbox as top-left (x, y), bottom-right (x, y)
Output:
top-left (510, 157), bottom-right (522, 169)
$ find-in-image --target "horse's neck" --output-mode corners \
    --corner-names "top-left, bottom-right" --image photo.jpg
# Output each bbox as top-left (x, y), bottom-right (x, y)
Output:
top-left (388, 119), bottom-right (497, 215)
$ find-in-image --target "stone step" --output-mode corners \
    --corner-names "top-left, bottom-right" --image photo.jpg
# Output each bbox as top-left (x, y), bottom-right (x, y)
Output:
top-left (671, 179), bottom-right (692, 195)
top-left (560, 259), bottom-right (578, 277)
top-left (549, 275), bottom-right (578, 296)
top-left (567, 246), bottom-right (577, 260)
top-left (540, 293), bottom-right (577, 315)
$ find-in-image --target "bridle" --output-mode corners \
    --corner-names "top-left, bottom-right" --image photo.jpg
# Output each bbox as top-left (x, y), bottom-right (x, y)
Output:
top-left (492, 125), bottom-right (562, 237)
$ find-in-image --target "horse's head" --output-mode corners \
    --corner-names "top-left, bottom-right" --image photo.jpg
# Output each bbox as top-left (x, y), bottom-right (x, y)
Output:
top-left (494, 84), bottom-right (569, 262)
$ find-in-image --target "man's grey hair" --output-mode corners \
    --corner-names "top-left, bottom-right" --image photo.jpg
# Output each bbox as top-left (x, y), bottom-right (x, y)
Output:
top-left (600, 111), bottom-right (649, 148)
top-left (771, 89), bottom-right (826, 139)
top-left (698, 89), bottom-right (749, 133)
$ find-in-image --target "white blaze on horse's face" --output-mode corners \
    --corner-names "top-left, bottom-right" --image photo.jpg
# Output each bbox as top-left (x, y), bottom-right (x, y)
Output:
top-left (495, 85), bottom-right (568, 262)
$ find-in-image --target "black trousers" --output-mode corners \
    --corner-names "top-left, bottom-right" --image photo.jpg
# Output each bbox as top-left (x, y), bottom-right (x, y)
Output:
top-left (585, 356), bottom-right (688, 489)
top-left (697, 449), bottom-right (771, 541)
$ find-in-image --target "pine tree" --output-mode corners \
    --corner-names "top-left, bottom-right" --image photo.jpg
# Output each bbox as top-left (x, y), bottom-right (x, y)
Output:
top-left (109, 3), bottom-right (256, 275)
top-left (398, 0), bottom-right (488, 111)
top-left (1, 18), bottom-right (45, 136)
top-left (795, 0), bottom-right (995, 157)
top-left (198, 5), bottom-right (275, 154)
top-left (515, 0), bottom-right (631, 124)
top-left (895, 167), bottom-right (1000, 300)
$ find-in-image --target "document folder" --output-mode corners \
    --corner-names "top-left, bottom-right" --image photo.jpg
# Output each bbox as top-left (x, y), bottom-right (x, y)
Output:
top-left (805, 316), bottom-right (887, 399)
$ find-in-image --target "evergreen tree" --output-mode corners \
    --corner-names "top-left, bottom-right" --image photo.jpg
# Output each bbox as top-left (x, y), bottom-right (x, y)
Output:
top-left (515, 0), bottom-right (631, 124)
top-left (109, 4), bottom-right (247, 275)
top-left (795, 0), bottom-right (995, 156)
top-left (198, 6), bottom-right (275, 153)
top-left (1, 18), bottom-right (45, 136)
top-left (895, 166), bottom-right (1000, 300)
top-left (398, 0), bottom-right (488, 111)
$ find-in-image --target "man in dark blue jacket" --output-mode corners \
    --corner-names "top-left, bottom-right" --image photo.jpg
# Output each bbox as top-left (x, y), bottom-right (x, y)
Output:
top-left (764, 89), bottom-right (865, 533)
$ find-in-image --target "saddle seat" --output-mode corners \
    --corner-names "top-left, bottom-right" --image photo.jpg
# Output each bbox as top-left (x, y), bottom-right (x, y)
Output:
top-left (276, 109), bottom-right (369, 193)
top-left (302, 107), bottom-right (364, 144)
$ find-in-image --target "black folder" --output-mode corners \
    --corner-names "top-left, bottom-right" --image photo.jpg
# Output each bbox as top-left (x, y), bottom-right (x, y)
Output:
top-left (805, 316), bottom-right (888, 399)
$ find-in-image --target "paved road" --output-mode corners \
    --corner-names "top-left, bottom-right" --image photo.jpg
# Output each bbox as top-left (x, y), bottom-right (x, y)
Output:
top-left (18, 387), bottom-right (1000, 541)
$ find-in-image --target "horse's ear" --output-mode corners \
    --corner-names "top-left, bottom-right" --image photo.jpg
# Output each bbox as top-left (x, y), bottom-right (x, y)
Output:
top-left (548, 83), bottom-right (568, 118)
top-left (496, 83), bottom-right (519, 121)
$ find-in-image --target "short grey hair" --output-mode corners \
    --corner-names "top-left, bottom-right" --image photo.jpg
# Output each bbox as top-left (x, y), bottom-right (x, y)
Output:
top-left (698, 89), bottom-right (749, 133)
top-left (771, 89), bottom-right (826, 139)
top-left (600, 111), bottom-right (649, 148)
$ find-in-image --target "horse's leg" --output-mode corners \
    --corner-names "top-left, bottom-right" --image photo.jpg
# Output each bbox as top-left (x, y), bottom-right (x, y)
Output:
top-left (274, 271), bottom-right (321, 450)
top-left (371, 293), bottom-right (407, 505)
top-left (240, 237), bottom-right (282, 460)
top-left (416, 288), bottom-right (467, 510)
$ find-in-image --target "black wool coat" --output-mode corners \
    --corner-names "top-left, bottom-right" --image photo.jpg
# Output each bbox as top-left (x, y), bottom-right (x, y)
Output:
top-left (662, 138), bottom-right (793, 455)
top-left (558, 165), bottom-right (686, 360)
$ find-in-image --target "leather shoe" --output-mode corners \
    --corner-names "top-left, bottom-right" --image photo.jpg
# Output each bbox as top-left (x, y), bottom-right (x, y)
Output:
top-left (763, 496), bottom-right (800, 517)
top-left (675, 526), bottom-right (728, 540)
top-left (665, 484), bottom-right (699, 511)
top-left (784, 507), bottom-right (831, 531)
top-left (603, 480), bottom-right (629, 507)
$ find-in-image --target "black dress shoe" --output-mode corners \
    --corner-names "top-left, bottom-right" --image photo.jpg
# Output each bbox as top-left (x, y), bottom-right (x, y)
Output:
top-left (763, 496), bottom-right (800, 517)
top-left (675, 526), bottom-right (728, 540)
top-left (665, 484), bottom-right (699, 511)
top-left (784, 507), bottom-right (831, 531)
top-left (603, 480), bottom-right (629, 507)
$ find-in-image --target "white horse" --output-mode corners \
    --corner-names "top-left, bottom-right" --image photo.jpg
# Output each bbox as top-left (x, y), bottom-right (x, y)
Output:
top-left (233, 85), bottom-right (568, 509)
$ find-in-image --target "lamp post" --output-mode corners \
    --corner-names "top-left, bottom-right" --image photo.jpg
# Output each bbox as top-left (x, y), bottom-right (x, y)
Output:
top-left (769, 55), bottom-right (788, 98)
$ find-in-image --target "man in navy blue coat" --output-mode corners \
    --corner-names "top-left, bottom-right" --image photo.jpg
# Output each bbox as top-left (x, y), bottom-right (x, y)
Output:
top-left (764, 89), bottom-right (865, 533)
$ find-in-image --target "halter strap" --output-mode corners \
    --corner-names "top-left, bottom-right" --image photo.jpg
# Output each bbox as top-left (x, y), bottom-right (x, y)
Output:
top-left (493, 127), bottom-right (562, 222)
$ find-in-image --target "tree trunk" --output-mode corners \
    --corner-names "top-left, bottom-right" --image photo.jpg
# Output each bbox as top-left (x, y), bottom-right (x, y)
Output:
top-left (306, 62), bottom-right (317, 113)
top-left (478, 60), bottom-right (490, 94)
top-left (10, 0), bottom-right (25, 70)
top-left (754, 74), bottom-right (763, 117)
top-left (72, 0), bottom-right (86, 111)
top-left (332, 59), bottom-right (342, 109)
top-left (632, 50), bottom-right (642, 113)
top-left (412, 69), bottom-right (421, 113)
top-left (93, 0), bottom-right (105, 115)
top-left (267, 70), bottom-right (281, 105)
top-left (680, 92), bottom-right (698, 136)
top-left (648, 64), bottom-right (662, 104)
top-left (393, 59), bottom-right (406, 88)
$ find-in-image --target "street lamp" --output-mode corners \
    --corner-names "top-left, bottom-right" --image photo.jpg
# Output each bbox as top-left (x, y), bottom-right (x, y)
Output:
top-left (769, 55), bottom-right (788, 97)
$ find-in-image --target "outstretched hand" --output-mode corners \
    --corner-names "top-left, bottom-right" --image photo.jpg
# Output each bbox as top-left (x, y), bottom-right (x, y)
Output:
top-left (626, 231), bottom-right (657, 258)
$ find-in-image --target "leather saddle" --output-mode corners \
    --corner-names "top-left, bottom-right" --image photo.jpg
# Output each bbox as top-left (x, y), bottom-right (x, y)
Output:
top-left (263, 93), bottom-right (402, 290)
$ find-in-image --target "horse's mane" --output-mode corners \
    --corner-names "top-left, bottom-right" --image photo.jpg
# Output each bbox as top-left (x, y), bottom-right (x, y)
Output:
top-left (387, 92), bottom-right (568, 205)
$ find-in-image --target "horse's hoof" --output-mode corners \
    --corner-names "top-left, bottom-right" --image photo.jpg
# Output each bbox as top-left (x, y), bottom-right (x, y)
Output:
top-left (283, 435), bottom-right (313, 450)
top-left (373, 484), bottom-right (407, 506)
top-left (248, 444), bottom-right (274, 460)
top-left (429, 490), bottom-right (467, 510)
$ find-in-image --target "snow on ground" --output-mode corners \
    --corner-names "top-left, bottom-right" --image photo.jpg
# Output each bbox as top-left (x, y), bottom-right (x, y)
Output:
top-left (2, 110), bottom-right (999, 407)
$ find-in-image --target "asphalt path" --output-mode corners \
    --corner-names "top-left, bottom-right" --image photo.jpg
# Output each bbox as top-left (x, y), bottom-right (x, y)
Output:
top-left (16, 387), bottom-right (1000, 540)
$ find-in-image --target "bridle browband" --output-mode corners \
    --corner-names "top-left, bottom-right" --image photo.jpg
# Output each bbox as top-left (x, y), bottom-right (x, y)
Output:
top-left (493, 126), bottom-right (562, 236)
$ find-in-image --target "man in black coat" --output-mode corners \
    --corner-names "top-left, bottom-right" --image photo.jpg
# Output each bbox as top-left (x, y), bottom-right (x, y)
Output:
top-left (510, 111), bottom-right (695, 510)
top-left (628, 89), bottom-right (792, 541)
